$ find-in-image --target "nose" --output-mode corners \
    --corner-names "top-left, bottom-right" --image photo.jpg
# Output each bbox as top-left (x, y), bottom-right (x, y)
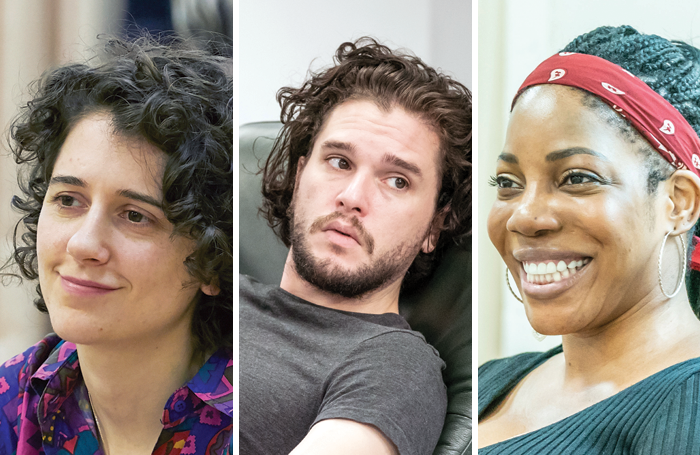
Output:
top-left (335, 171), bottom-right (372, 215)
top-left (505, 183), bottom-right (561, 236)
top-left (65, 209), bottom-right (111, 264)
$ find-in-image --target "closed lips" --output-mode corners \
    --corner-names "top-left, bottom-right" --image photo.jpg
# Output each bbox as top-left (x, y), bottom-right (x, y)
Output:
top-left (523, 259), bottom-right (590, 284)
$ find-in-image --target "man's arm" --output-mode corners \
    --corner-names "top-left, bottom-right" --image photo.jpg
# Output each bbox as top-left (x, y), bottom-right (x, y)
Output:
top-left (290, 419), bottom-right (398, 455)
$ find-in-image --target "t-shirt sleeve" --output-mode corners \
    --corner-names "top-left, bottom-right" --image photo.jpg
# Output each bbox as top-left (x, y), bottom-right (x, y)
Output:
top-left (637, 371), bottom-right (700, 454)
top-left (314, 330), bottom-right (447, 455)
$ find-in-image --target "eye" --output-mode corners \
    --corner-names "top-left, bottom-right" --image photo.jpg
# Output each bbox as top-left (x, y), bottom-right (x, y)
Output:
top-left (387, 177), bottom-right (409, 190)
top-left (488, 175), bottom-right (522, 190)
top-left (54, 195), bottom-right (81, 207)
top-left (126, 210), bottom-right (149, 224)
top-left (561, 171), bottom-right (599, 186)
top-left (328, 157), bottom-right (350, 170)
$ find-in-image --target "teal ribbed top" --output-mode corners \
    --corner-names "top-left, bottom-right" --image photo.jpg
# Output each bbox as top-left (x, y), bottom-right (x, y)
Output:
top-left (478, 346), bottom-right (700, 454)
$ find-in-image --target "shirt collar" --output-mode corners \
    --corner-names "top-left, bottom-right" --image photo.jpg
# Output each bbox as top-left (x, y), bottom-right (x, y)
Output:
top-left (184, 347), bottom-right (233, 417)
top-left (29, 338), bottom-right (233, 418)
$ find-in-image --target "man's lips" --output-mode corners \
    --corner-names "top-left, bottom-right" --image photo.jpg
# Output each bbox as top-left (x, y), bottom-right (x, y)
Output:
top-left (322, 220), bottom-right (361, 245)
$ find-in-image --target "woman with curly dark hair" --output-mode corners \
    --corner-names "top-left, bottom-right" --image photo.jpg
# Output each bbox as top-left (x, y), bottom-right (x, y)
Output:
top-left (479, 26), bottom-right (700, 453)
top-left (0, 36), bottom-right (232, 454)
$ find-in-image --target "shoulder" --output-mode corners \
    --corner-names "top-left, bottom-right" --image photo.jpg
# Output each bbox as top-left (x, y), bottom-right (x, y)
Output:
top-left (479, 345), bottom-right (562, 377)
top-left (0, 334), bottom-right (64, 447)
top-left (0, 334), bottom-right (63, 388)
top-left (239, 273), bottom-right (267, 297)
top-left (633, 358), bottom-right (700, 453)
top-left (478, 346), bottom-right (562, 415)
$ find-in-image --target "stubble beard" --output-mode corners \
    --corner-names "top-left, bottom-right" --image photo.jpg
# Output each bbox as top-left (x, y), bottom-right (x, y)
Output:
top-left (289, 209), bottom-right (425, 299)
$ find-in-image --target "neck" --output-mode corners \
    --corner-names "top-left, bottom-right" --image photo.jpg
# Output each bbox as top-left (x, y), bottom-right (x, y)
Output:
top-left (559, 290), bottom-right (700, 385)
top-left (78, 326), bottom-right (200, 454)
top-left (279, 252), bottom-right (402, 314)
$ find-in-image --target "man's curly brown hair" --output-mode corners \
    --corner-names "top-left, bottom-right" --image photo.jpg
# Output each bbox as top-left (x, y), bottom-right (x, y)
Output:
top-left (4, 35), bottom-right (232, 354)
top-left (261, 37), bottom-right (471, 290)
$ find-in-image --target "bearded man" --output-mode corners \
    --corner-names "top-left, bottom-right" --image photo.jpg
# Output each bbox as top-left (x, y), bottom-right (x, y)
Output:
top-left (240, 38), bottom-right (471, 455)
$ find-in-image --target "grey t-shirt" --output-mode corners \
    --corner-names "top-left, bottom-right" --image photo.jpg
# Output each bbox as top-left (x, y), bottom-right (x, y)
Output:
top-left (239, 274), bottom-right (447, 455)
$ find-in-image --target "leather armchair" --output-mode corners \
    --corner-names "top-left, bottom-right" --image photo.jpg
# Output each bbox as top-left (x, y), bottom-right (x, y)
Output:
top-left (239, 122), bottom-right (472, 454)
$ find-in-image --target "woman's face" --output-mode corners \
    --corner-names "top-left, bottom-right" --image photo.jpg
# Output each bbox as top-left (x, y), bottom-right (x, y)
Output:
top-left (37, 113), bottom-right (207, 347)
top-left (487, 85), bottom-right (670, 336)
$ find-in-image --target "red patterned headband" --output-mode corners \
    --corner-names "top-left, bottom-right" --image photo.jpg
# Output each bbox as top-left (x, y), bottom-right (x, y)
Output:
top-left (514, 52), bottom-right (700, 271)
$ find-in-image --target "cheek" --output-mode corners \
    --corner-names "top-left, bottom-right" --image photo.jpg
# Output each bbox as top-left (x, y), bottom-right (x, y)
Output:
top-left (487, 202), bottom-right (509, 254)
top-left (36, 209), bottom-right (67, 267)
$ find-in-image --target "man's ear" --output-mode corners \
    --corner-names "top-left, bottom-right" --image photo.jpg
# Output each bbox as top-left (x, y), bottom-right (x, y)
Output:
top-left (421, 206), bottom-right (449, 254)
top-left (666, 170), bottom-right (700, 234)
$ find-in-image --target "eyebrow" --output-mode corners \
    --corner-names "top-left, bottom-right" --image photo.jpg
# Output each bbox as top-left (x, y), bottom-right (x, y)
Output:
top-left (321, 140), bottom-right (355, 153)
top-left (381, 153), bottom-right (422, 176)
top-left (49, 174), bottom-right (163, 209)
top-left (546, 147), bottom-right (609, 162)
top-left (497, 147), bottom-right (609, 164)
top-left (497, 153), bottom-right (518, 164)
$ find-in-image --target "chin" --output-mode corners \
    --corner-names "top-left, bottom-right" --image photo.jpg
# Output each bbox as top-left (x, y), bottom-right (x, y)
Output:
top-left (525, 305), bottom-right (587, 336)
top-left (47, 310), bottom-right (109, 346)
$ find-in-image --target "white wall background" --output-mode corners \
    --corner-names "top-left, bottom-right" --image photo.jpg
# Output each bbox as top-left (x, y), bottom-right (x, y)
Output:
top-left (478, 0), bottom-right (700, 364)
top-left (239, 0), bottom-right (471, 126)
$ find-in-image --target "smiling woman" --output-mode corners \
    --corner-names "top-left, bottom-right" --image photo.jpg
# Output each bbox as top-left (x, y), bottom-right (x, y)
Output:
top-left (0, 36), bottom-right (232, 454)
top-left (479, 26), bottom-right (700, 454)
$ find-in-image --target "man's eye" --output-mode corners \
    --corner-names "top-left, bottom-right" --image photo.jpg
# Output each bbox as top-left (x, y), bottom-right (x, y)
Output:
top-left (329, 157), bottom-right (350, 170)
top-left (388, 177), bottom-right (408, 189)
top-left (127, 211), bottom-right (146, 223)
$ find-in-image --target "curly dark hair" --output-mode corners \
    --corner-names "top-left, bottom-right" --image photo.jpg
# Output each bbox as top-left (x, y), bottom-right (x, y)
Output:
top-left (557, 25), bottom-right (700, 315)
top-left (4, 35), bottom-right (233, 353)
top-left (261, 37), bottom-right (472, 290)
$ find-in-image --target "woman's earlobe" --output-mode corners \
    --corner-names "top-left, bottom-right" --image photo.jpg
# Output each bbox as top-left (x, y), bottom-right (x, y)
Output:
top-left (201, 283), bottom-right (221, 296)
top-left (668, 170), bottom-right (700, 233)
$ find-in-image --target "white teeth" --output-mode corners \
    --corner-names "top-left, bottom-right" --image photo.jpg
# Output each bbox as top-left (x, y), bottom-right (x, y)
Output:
top-left (522, 258), bottom-right (590, 284)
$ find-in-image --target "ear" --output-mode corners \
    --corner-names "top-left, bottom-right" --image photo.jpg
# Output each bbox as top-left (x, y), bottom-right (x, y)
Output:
top-left (421, 206), bottom-right (449, 254)
top-left (667, 170), bottom-right (700, 234)
top-left (200, 282), bottom-right (220, 296)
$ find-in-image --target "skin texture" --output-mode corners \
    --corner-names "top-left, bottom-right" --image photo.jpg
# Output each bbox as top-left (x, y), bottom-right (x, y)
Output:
top-left (290, 419), bottom-right (398, 455)
top-left (37, 113), bottom-right (217, 454)
top-left (280, 99), bottom-right (443, 314)
top-left (479, 85), bottom-right (700, 448)
top-left (278, 99), bottom-right (442, 452)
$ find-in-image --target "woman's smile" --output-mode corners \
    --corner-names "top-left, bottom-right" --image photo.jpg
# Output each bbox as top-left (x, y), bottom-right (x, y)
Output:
top-left (488, 84), bottom-right (668, 334)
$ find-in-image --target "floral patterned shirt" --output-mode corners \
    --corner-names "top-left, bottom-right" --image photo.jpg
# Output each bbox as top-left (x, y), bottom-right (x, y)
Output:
top-left (0, 334), bottom-right (232, 455)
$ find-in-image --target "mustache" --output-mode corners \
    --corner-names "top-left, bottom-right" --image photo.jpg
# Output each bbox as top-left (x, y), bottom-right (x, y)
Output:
top-left (308, 211), bottom-right (375, 254)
